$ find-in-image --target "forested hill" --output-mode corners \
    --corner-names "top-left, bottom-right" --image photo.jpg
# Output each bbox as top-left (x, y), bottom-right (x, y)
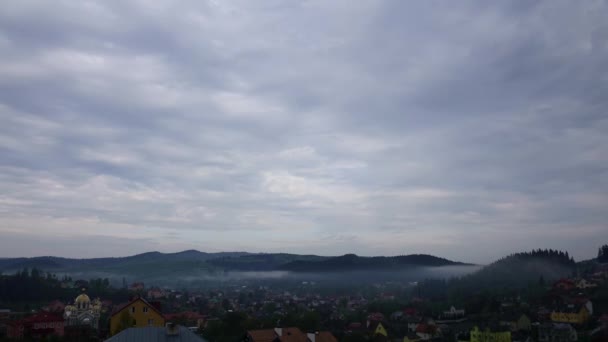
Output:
top-left (453, 249), bottom-right (576, 290)
top-left (278, 253), bottom-right (470, 272)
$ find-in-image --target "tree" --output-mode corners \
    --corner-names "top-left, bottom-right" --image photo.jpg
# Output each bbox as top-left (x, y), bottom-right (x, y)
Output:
top-left (598, 245), bottom-right (608, 263)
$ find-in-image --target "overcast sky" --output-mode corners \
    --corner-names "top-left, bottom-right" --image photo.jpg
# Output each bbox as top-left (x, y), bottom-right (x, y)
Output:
top-left (1, 1), bottom-right (607, 263)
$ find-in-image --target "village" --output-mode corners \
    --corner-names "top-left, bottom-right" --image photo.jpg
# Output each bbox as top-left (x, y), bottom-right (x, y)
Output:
top-left (1, 261), bottom-right (607, 342)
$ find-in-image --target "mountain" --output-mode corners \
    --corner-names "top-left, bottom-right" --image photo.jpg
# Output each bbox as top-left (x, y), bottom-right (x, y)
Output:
top-left (278, 253), bottom-right (471, 272)
top-left (0, 250), bottom-right (250, 277)
top-left (0, 251), bottom-right (468, 275)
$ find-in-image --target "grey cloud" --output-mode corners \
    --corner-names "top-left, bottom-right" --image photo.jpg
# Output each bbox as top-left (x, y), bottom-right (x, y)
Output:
top-left (0, 0), bottom-right (607, 263)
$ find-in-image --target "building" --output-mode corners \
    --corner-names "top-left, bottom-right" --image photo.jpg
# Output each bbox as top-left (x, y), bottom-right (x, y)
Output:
top-left (415, 323), bottom-right (437, 340)
top-left (469, 326), bottom-right (511, 342)
top-left (550, 305), bottom-right (590, 325)
top-left (553, 279), bottom-right (576, 292)
top-left (442, 306), bottom-right (465, 319)
top-left (7, 312), bottom-right (64, 339)
top-left (64, 290), bottom-right (102, 329)
top-left (43, 300), bottom-right (65, 313)
top-left (110, 296), bottom-right (165, 336)
top-left (499, 313), bottom-right (531, 332)
top-left (537, 323), bottom-right (578, 342)
top-left (576, 279), bottom-right (597, 289)
top-left (129, 282), bottom-right (145, 292)
top-left (147, 287), bottom-right (165, 299)
top-left (104, 323), bottom-right (205, 342)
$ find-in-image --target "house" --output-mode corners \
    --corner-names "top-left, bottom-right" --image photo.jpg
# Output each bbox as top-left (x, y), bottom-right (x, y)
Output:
top-left (442, 306), bottom-right (465, 319)
top-left (346, 322), bottom-right (363, 333)
top-left (110, 297), bottom-right (165, 335)
top-left (536, 322), bottom-right (577, 342)
top-left (500, 313), bottom-right (531, 332)
top-left (374, 322), bottom-right (388, 337)
top-left (576, 279), bottom-right (597, 289)
top-left (564, 297), bottom-right (593, 316)
top-left (43, 300), bottom-right (65, 313)
top-left (469, 326), bottom-right (511, 342)
top-left (403, 308), bottom-right (418, 317)
top-left (368, 312), bottom-right (385, 324)
top-left (147, 287), bottom-right (165, 299)
top-left (406, 316), bottom-right (422, 333)
top-left (7, 312), bottom-right (64, 339)
top-left (550, 304), bottom-right (590, 325)
top-left (129, 282), bottom-right (145, 292)
top-left (553, 279), bottom-right (576, 292)
top-left (104, 323), bottom-right (205, 342)
top-left (415, 323), bottom-right (437, 340)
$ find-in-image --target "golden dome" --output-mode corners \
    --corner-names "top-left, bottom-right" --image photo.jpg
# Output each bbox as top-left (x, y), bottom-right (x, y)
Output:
top-left (75, 293), bottom-right (91, 303)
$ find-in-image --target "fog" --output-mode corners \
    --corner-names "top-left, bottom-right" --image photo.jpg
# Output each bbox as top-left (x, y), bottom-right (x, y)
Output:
top-left (55, 265), bottom-right (481, 289)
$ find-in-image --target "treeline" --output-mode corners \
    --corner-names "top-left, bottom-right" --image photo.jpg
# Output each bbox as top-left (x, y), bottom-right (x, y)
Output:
top-left (598, 245), bottom-right (608, 263)
top-left (0, 268), bottom-right (131, 305)
top-left (495, 249), bottom-right (575, 265)
top-left (0, 268), bottom-right (67, 303)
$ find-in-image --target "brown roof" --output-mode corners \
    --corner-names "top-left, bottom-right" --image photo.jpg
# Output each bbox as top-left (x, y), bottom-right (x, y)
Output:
top-left (247, 328), bottom-right (308, 342)
top-left (248, 329), bottom-right (277, 342)
top-left (313, 332), bottom-right (338, 342)
top-left (280, 328), bottom-right (307, 342)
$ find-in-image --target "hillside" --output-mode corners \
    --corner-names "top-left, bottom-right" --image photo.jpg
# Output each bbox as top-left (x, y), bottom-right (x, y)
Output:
top-left (0, 250), bottom-right (250, 276)
top-left (454, 249), bottom-right (576, 290)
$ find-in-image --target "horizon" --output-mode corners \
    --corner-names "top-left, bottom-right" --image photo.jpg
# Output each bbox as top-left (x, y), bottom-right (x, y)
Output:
top-left (0, 246), bottom-right (595, 265)
top-left (1, 1), bottom-right (607, 264)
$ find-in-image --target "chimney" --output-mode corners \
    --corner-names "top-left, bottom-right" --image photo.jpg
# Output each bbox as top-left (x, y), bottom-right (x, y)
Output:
top-left (166, 322), bottom-right (179, 336)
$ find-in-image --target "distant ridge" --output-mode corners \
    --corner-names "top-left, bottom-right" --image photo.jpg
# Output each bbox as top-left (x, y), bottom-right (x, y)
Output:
top-left (0, 250), bottom-right (468, 273)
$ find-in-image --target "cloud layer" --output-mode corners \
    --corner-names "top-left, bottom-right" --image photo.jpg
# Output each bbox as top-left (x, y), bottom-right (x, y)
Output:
top-left (1, 0), bottom-right (607, 263)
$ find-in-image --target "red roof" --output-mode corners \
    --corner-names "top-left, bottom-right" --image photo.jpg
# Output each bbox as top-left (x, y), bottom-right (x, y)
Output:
top-left (248, 329), bottom-right (277, 342)
top-left (416, 324), bottom-right (436, 334)
top-left (313, 332), bottom-right (338, 342)
top-left (404, 308), bottom-right (418, 316)
top-left (10, 312), bottom-right (64, 327)
top-left (348, 322), bottom-right (362, 329)
top-left (368, 312), bottom-right (385, 321)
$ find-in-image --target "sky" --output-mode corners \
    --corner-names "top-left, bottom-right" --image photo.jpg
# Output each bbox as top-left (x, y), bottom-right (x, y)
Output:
top-left (0, 0), bottom-right (607, 264)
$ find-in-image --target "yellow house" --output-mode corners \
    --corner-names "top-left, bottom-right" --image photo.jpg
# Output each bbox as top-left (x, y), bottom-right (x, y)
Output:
top-left (550, 305), bottom-right (589, 324)
top-left (470, 326), bottom-right (511, 342)
top-left (110, 297), bottom-right (166, 335)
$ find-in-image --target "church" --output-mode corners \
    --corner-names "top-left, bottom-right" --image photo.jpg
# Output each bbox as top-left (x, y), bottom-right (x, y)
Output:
top-left (63, 290), bottom-right (102, 329)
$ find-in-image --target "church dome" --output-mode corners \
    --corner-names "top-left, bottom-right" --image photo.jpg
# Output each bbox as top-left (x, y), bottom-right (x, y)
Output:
top-left (75, 293), bottom-right (91, 304)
